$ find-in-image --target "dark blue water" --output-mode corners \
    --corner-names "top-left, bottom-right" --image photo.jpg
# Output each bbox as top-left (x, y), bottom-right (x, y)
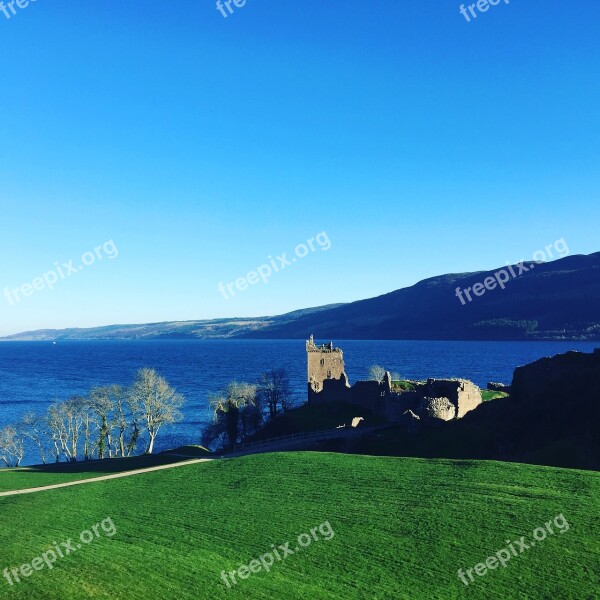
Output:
top-left (0, 340), bottom-right (597, 461)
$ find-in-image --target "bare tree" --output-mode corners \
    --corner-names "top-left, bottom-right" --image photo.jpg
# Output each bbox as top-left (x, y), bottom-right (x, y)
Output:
top-left (129, 368), bottom-right (185, 454)
top-left (69, 396), bottom-right (92, 461)
top-left (47, 402), bottom-right (68, 462)
top-left (200, 419), bottom-right (227, 451)
top-left (0, 426), bottom-right (25, 468)
top-left (97, 385), bottom-right (140, 457)
top-left (47, 397), bottom-right (87, 462)
top-left (46, 403), bottom-right (64, 463)
top-left (19, 412), bottom-right (51, 465)
top-left (257, 369), bottom-right (293, 420)
top-left (81, 402), bottom-right (98, 461)
top-left (88, 385), bottom-right (126, 459)
top-left (206, 382), bottom-right (260, 450)
top-left (208, 391), bottom-right (239, 450)
top-left (124, 414), bottom-right (140, 457)
top-left (232, 383), bottom-right (260, 441)
top-left (111, 385), bottom-right (139, 457)
top-left (368, 365), bottom-right (387, 382)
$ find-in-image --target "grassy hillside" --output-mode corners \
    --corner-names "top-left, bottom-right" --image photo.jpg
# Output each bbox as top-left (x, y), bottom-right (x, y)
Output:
top-left (0, 453), bottom-right (598, 599)
top-left (0, 451), bottom-right (209, 493)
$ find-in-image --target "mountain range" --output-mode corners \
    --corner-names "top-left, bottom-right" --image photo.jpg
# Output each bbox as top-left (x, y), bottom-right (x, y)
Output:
top-left (3, 252), bottom-right (600, 341)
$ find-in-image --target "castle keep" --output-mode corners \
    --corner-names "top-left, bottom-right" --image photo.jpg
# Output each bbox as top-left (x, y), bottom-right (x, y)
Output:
top-left (306, 337), bottom-right (482, 424)
top-left (306, 335), bottom-right (348, 401)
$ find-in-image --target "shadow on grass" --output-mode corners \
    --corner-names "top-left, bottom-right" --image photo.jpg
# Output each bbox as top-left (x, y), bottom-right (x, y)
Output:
top-left (20, 452), bottom-right (203, 475)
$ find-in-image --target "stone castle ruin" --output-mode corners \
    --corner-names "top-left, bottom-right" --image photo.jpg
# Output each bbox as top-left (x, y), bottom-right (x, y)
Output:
top-left (306, 336), bottom-right (348, 400)
top-left (306, 336), bottom-right (482, 424)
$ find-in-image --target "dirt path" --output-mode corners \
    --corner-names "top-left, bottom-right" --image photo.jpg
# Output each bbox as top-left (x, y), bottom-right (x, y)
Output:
top-left (0, 457), bottom-right (213, 498)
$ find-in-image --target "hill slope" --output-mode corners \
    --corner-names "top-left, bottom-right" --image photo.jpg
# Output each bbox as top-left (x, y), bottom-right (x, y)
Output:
top-left (3, 252), bottom-right (599, 341)
top-left (245, 252), bottom-right (600, 340)
top-left (0, 453), bottom-right (598, 599)
top-left (0, 304), bottom-right (344, 341)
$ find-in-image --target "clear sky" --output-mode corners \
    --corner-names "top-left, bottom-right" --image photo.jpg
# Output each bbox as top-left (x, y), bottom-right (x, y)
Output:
top-left (0, 1), bottom-right (598, 336)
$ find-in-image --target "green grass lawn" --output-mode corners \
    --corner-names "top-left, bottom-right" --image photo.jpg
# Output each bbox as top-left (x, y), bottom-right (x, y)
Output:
top-left (481, 390), bottom-right (509, 402)
top-left (0, 452), bottom-right (597, 599)
top-left (0, 452), bottom-right (201, 493)
top-left (392, 380), bottom-right (418, 392)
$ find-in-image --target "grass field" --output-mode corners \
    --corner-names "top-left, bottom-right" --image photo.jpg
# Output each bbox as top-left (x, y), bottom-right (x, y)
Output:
top-left (0, 452), bottom-right (598, 599)
top-left (392, 380), bottom-right (418, 392)
top-left (481, 390), bottom-right (509, 402)
top-left (0, 450), bottom-right (210, 493)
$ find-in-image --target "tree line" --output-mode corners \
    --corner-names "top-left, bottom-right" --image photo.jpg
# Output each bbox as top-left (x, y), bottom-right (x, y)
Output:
top-left (202, 368), bottom-right (293, 451)
top-left (0, 368), bottom-right (184, 468)
top-left (0, 367), bottom-right (295, 468)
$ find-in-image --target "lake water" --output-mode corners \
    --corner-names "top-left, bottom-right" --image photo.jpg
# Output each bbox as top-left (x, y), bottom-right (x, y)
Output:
top-left (0, 339), bottom-right (597, 462)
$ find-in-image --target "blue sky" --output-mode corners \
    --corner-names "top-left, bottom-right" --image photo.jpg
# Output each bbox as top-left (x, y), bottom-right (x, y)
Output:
top-left (0, 1), bottom-right (598, 335)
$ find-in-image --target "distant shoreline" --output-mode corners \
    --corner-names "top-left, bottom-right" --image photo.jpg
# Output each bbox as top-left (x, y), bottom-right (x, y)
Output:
top-left (1, 337), bottom-right (599, 343)
top-left (3, 251), bottom-right (599, 343)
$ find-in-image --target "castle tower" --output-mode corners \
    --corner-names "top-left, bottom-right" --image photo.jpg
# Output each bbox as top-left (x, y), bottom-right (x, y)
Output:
top-left (306, 335), bottom-right (347, 402)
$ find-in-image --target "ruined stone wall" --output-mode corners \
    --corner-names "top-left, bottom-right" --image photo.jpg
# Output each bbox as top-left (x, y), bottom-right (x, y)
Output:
top-left (419, 397), bottom-right (456, 421)
top-left (348, 380), bottom-right (386, 413)
top-left (425, 379), bottom-right (482, 419)
top-left (305, 339), bottom-right (482, 423)
top-left (311, 375), bottom-right (351, 404)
